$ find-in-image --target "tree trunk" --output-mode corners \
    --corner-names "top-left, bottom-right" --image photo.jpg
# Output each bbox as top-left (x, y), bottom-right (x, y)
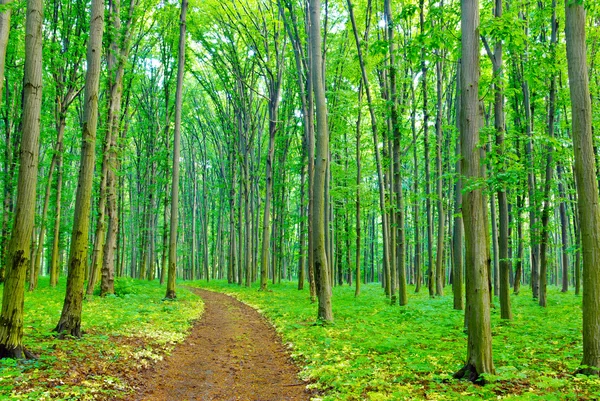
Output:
top-left (453, 0), bottom-right (494, 381)
top-left (0, 0), bottom-right (13, 282)
top-left (54, 0), bottom-right (104, 338)
top-left (260, 92), bottom-right (280, 290)
top-left (557, 163), bottom-right (569, 293)
top-left (165, 0), bottom-right (187, 299)
top-left (488, 0), bottom-right (511, 319)
top-left (346, 0), bottom-right (389, 300)
top-left (50, 120), bottom-right (66, 287)
top-left (453, 61), bottom-right (463, 311)
top-left (30, 145), bottom-right (58, 291)
top-left (565, 0), bottom-right (600, 375)
top-left (298, 160), bottom-right (306, 290)
top-left (419, 0), bottom-right (435, 298)
top-left (309, 0), bottom-right (333, 323)
top-left (0, 0), bottom-right (42, 358)
top-left (411, 82), bottom-right (422, 293)
top-left (383, 0), bottom-right (407, 306)
top-left (434, 53), bottom-right (445, 298)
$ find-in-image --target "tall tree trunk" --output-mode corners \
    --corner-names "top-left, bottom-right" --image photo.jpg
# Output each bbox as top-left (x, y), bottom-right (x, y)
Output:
top-left (298, 160), bottom-right (306, 290)
top-left (0, 0), bottom-right (10, 112)
top-left (354, 84), bottom-right (362, 297)
top-left (165, 0), bottom-right (187, 299)
top-left (0, 0), bottom-right (43, 358)
top-left (54, 0), bottom-right (104, 338)
top-left (260, 90), bottom-right (280, 290)
top-left (539, 1), bottom-right (557, 308)
top-left (453, 61), bottom-right (463, 311)
top-left (30, 147), bottom-right (58, 291)
top-left (434, 52), bottom-right (445, 297)
top-left (411, 82), bottom-right (422, 293)
top-left (565, 0), bottom-right (600, 375)
top-left (0, 0), bottom-right (13, 282)
top-left (420, 0), bottom-right (434, 298)
top-left (453, 0), bottom-right (494, 381)
top-left (522, 50), bottom-right (539, 298)
top-left (487, 0), bottom-right (512, 318)
top-left (346, 0), bottom-right (389, 300)
top-left (50, 120), bottom-right (65, 287)
top-left (514, 194), bottom-right (524, 294)
top-left (309, 0), bottom-right (333, 322)
top-left (384, 0), bottom-right (407, 305)
top-left (557, 163), bottom-right (569, 293)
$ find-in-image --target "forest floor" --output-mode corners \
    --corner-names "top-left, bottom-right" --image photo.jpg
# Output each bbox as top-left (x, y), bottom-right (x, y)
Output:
top-left (134, 288), bottom-right (312, 401)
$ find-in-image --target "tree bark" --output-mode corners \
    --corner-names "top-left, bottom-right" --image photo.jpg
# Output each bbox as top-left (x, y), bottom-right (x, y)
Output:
top-left (54, 0), bottom-right (104, 338)
top-left (557, 163), bottom-right (569, 293)
top-left (538, 1), bottom-right (558, 308)
top-left (383, 0), bottom-right (407, 305)
top-left (565, 0), bottom-right (600, 375)
top-left (165, 0), bottom-right (187, 299)
top-left (488, 0), bottom-right (511, 319)
top-left (453, 0), bottom-right (494, 381)
top-left (453, 61), bottom-right (463, 311)
top-left (346, 0), bottom-right (389, 300)
top-left (309, 0), bottom-right (333, 322)
top-left (0, 0), bottom-right (42, 358)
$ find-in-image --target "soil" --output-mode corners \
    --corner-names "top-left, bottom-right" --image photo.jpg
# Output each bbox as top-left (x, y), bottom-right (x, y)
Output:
top-left (134, 288), bottom-right (312, 401)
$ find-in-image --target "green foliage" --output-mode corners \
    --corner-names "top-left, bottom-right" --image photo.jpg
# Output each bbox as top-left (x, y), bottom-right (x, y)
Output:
top-left (192, 280), bottom-right (599, 400)
top-left (0, 277), bottom-right (203, 400)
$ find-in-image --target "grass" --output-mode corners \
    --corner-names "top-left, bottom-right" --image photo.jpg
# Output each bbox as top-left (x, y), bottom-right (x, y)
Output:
top-left (0, 277), bottom-right (203, 400)
top-left (190, 279), bottom-right (600, 400)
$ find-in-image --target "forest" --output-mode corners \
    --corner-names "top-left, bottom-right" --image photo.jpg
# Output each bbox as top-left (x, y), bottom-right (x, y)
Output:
top-left (0, 0), bottom-right (600, 399)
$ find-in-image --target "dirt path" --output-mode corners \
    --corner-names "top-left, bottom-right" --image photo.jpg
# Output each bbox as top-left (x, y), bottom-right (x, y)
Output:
top-left (134, 288), bottom-right (311, 401)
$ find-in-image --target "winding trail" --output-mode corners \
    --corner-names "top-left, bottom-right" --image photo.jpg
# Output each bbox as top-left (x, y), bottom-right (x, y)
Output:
top-left (135, 288), bottom-right (311, 401)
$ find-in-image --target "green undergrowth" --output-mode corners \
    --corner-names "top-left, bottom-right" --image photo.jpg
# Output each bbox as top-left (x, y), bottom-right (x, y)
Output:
top-left (0, 277), bottom-right (203, 400)
top-left (190, 279), bottom-right (599, 400)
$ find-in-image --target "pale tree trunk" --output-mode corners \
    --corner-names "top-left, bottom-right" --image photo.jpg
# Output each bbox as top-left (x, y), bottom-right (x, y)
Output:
top-left (278, 0), bottom-right (311, 293)
top-left (228, 147), bottom-right (236, 284)
top-left (434, 50), bottom-right (445, 297)
top-left (260, 90), bottom-right (281, 291)
top-left (201, 163), bottom-right (209, 281)
top-left (384, 0), bottom-right (407, 305)
top-left (521, 45), bottom-right (539, 298)
top-left (304, 6), bottom-right (317, 302)
top-left (346, 0), bottom-right (390, 300)
top-left (514, 193), bottom-right (524, 294)
top-left (419, 0), bottom-right (434, 298)
top-left (0, 0), bottom-right (42, 358)
top-left (29, 151), bottom-right (56, 291)
top-left (411, 82), bottom-right (422, 293)
top-left (453, 61), bottom-right (463, 311)
top-left (0, 0), bottom-right (10, 110)
top-left (484, 0), bottom-right (511, 318)
top-left (354, 83), bottom-right (362, 297)
top-left (453, 0), bottom-right (494, 381)
top-left (309, 0), bottom-right (333, 322)
top-left (539, 1), bottom-right (557, 308)
top-left (102, 0), bottom-right (135, 296)
top-left (49, 122), bottom-right (65, 287)
top-left (565, 0), bottom-right (600, 375)
top-left (55, 0), bottom-right (104, 337)
top-left (0, 0), bottom-right (12, 282)
top-left (165, 0), bottom-right (187, 299)
top-left (557, 163), bottom-right (569, 292)
top-left (45, 2), bottom-right (87, 287)
top-left (298, 160), bottom-right (306, 290)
